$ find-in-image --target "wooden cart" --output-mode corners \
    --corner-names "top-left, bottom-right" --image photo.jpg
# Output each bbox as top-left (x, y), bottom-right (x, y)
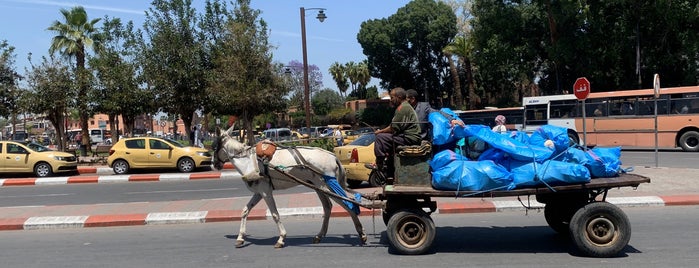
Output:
top-left (265, 148), bottom-right (650, 257)
top-left (376, 172), bottom-right (650, 257)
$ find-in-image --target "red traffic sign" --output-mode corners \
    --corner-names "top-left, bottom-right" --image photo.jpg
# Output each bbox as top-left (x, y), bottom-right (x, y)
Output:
top-left (573, 77), bottom-right (590, 100)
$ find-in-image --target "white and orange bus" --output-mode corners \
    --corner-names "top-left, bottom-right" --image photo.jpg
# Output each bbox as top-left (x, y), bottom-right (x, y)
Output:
top-left (454, 107), bottom-right (525, 131)
top-left (522, 86), bottom-right (699, 151)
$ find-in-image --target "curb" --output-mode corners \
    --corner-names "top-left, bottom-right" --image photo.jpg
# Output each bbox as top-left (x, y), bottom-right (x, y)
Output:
top-left (0, 162), bottom-right (236, 187)
top-left (0, 171), bottom-right (241, 187)
top-left (75, 162), bottom-right (235, 175)
top-left (2, 194), bottom-right (697, 231)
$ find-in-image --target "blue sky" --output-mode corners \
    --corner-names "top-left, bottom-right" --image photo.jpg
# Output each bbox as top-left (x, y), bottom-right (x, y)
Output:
top-left (0, 0), bottom-right (412, 93)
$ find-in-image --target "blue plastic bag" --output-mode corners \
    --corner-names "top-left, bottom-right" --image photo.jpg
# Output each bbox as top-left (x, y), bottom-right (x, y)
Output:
top-left (528, 125), bottom-right (571, 155)
top-left (585, 147), bottom-right (622, 177)
top-left (431, 154), bottom-right (514, 191)
top-left (510, 160), bottom-right (591, 188)
top-left (457, 125), bottom-right (554, 162)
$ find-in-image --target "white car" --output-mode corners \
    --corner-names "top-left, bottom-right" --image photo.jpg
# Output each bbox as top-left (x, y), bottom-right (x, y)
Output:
top-left (319, 128), bottom-right (334, 137)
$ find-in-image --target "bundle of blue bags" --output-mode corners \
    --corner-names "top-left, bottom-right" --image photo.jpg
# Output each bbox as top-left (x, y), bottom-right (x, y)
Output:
top-left (428, 108), bottom-right (623, 192)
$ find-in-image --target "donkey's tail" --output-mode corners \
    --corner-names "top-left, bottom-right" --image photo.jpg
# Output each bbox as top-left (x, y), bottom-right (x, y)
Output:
top-left (335, 157), bottom-right (348, 189)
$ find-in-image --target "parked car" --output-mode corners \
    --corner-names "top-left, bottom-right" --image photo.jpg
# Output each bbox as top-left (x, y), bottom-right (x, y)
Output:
top-left (298, 126), bottom-right (328, 138)
top-left (333, 133), bottom-right (384, 188)
top-left (107, 137), bottom-right (212, 174)
top-left (343, 127), bottom-right (376, 144)
top-left (319, 128), bottom-right (334, 137)
top-left (0, 141), bottom-right (78, 177)
top-left (262, 128), bottom-right (293, 142)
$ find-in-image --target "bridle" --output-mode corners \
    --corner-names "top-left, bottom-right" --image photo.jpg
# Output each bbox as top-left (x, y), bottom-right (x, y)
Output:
top-left (213, 134), bottom-right (255, 170)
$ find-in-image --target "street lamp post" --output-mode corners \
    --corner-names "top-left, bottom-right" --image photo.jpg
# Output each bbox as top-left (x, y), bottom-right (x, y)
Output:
top-left (300, 7), bottom-right (326, 132)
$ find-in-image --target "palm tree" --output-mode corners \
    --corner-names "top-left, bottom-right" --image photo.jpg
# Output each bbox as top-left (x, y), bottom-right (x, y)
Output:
top-left (355, 61), bottom-right (371, 99)
top-left (345, 61), bottom-right (358, 95)
top-left (443, 35), bottom-right (477, 110)
top-left (47, 6), bottom-right (102, 156)
top-left (329, 62), bottom-right (349, 98)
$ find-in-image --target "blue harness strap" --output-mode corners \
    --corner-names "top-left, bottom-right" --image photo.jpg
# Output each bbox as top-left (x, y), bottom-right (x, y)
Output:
top-left (323, 175), bottom-right (361, 215)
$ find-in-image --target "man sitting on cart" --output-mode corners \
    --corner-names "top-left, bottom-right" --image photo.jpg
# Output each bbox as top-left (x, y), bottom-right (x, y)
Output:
top-left (373, 87), bottom-right (422, 179)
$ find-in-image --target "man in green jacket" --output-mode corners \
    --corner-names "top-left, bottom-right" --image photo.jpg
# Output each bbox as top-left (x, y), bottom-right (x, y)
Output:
top-left (373, 87), bottom-right (421, 178)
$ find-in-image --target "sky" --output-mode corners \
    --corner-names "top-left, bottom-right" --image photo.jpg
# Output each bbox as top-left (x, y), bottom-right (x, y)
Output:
top-left (0, 0), bottom-right (413, 93)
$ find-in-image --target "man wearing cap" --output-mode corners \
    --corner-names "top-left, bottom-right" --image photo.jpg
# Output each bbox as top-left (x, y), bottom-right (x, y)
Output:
top-left (374, 87), bottom-right (421, 178)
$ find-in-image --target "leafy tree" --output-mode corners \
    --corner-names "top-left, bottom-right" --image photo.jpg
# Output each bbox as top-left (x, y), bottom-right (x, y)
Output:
top-left (311, 88), bottom-right (343, 116)
top-left (47, 6), bottom-right (102, 155)
top-left (207, 0), bottom-right (289, 145)
top-left (329, 62), bottom-right (349, 98)
top-left (90, 17), bottom-right (145, 141)
top-left (24, 55), bottom-right (74, 150)
top-left (141, 0), bottom-right (208, 138)
top-left (470, 0), bottom-right (699, 105)
top-left (358, 0), bottom-right (457, 103)
top-left (0, 40), bottom-right (21, 119)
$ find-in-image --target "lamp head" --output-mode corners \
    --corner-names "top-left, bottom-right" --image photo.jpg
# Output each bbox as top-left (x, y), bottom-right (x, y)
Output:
top-left (316, 10), bottom-right (326, 22)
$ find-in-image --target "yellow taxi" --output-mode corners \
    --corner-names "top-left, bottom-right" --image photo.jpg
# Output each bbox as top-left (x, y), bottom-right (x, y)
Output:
top-left (107, 137), bottom-right (212, 174)
top-left (333, 133), bottom-right (384, 188)
top-left (0, 141), bottom-right (78, 177)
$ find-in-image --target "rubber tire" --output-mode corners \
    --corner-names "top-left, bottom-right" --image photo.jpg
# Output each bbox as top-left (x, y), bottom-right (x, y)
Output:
top-left (112, 159), bottom-right (130, 174)
top-left (177, 157), bottom-right (195, 173)
top-left (386, 209), bottom-right (436, 255)
top-left (346, 179), bottom-right (363, 188)
top-left (368, 170), bottom-right (386, 187)
top-left (568, 131), bottom-right (580, 147)
top-left (382, 210), bottom-right (391, 226)
top-left (569, 202), bottom-right (631, 257)
top-left (34, 162), bottom-right (53, 177)
top-left (544, 203), bottom-right (579, 234)
top-left (679, 131), bottom-right (699, 152)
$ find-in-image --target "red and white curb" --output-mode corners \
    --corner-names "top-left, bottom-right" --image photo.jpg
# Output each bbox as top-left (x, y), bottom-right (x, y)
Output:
top-left (72, 162), bottom-right (235, 175)
top-left (2, 195), bottom-right (698, 231)
top-left (0, 171), bottom-right (241, 187)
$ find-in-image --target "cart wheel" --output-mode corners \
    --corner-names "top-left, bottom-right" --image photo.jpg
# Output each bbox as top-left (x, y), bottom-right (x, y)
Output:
top-left (569, 202), bottom-right (631, 257)
top-left (544, 203), bottom-right (580, 234)
top-left (386, 209), bottom-right (436, 255)
top-left (369, 170), bottom-right (387, 187)
top-left (382, 210), bottom-right (392, 226)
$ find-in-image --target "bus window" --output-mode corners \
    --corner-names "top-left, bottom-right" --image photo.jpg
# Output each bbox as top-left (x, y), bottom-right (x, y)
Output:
top-left (524, 104), bottom-right (548, 126)
top-left (550, 100), bottom-right (577, 118)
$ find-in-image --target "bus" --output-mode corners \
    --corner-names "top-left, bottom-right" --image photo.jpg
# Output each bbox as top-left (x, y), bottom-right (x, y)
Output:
top-left (454, 107), bottom-right (525, 131)
top-left (522, 86), bottom-right (699, 151)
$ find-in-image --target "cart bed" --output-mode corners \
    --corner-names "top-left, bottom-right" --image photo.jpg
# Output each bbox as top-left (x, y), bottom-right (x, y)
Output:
top-left (382, 173), bottom-right (650, 198)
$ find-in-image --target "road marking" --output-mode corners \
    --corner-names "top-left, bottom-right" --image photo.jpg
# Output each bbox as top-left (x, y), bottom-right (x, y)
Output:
top-left (124, 187), bottom-right (239, 195)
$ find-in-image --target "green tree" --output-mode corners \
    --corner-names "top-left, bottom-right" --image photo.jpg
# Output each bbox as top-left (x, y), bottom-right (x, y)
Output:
top-left (47, 6), bottom-right (102, 155)
top-left (90, 17), bottom-right (145, 141)
top-left (311, 88), bottom-right (343, 116)
top-left (24, 55), bottom-right (74, 150)
top-left (471, 0), bottom-right (699, 104)
top-left (141, 0), bottom-right (207, 138)
top-left (358, 0), bottom-right (457, 103)
top-left (1, 40), bottom-right (21, 119)
top-left (329, 62), bottom-right (349, 98)
top-left (207, 0), bottom-right (289, 145)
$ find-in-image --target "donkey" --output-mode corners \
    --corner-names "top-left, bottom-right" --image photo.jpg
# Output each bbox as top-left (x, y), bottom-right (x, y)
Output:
top-left (212, 129), bottom-right (366, 248)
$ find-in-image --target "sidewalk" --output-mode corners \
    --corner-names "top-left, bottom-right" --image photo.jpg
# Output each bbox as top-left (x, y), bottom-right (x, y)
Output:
top-left (1, 166), bottom-right (698, 231)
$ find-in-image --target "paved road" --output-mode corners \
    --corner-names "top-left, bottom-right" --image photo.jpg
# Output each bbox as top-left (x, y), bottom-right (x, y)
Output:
top-left (2, 206), bottom-right (698, 267)
top-left (1, 150), bottom-right (698, 231)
